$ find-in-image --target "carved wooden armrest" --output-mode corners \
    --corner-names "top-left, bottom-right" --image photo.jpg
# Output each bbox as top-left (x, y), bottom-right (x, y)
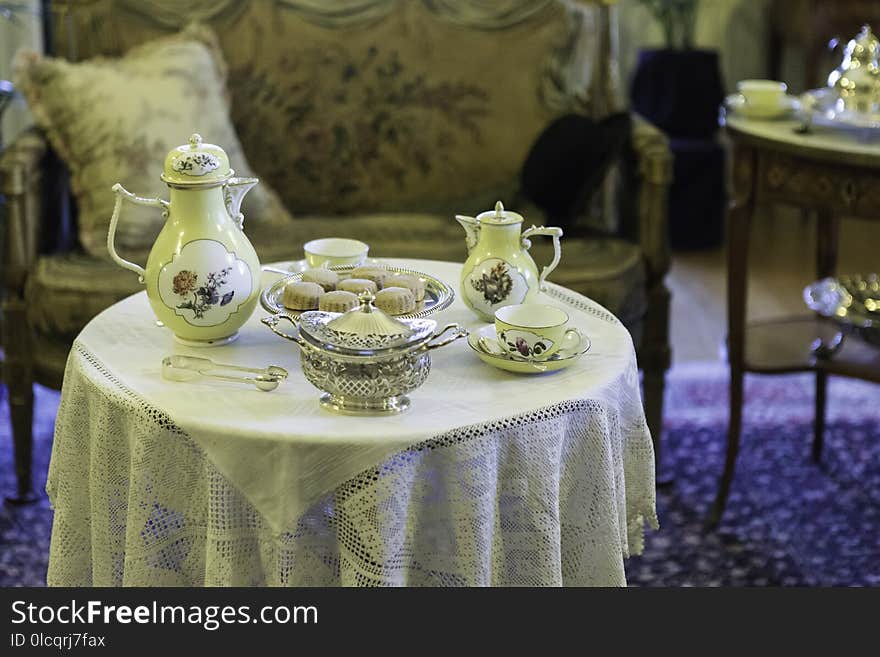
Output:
top-left (630, 114), bottom-right (673, 281)
top-left (1, 127), bottom-right (48, 292)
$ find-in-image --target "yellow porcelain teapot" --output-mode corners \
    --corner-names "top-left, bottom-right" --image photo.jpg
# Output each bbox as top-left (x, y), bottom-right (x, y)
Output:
top-left (456, 201), bottom-right (563, 322)
top-left (107, 134), bottom-right (261, 346)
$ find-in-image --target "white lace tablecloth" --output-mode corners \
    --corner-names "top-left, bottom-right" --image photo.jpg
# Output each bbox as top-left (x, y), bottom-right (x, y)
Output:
top-left (47, 259), bottom-right (657, 586)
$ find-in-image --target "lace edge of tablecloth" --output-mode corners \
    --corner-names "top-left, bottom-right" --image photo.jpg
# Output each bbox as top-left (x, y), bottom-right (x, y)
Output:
top-left (547, 282), bottom-right (660, 557)
top-left (334, 401), bottom-right (659, 559)
top-left (46, 343), bottom-right (190, 510)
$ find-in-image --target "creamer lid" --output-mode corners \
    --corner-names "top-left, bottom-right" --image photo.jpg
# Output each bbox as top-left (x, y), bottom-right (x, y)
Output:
top-left (476, 201), bottom-right (524, 225)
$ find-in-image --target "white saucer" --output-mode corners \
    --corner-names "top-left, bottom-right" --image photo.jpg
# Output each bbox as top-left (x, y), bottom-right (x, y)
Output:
top-left (467, 325), bottom-right (591, 374)
top-left (725, 93), bottom-right (801, 120)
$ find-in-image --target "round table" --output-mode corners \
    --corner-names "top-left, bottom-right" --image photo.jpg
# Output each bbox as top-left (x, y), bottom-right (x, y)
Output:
top-left (46, 259), bottom-right (657, 586)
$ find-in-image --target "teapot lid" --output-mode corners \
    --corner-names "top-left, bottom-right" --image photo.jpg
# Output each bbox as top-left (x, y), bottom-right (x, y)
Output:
top-left (476, 201), bottom-right (524, 226)
top-left (161, 133), bottom-right (233, 187)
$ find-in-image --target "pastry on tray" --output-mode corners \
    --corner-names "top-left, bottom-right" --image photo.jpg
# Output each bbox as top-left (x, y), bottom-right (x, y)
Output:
top-left (319, 290), bottom-right (360, 313)
top-left (301, 268), bottom-right (339, 292)
top-left (350, 266), bottom-right (389, 290)
top-left (338, 277), bottom-right (378, 295)
top-left (374, 286), bottom-right (416, 314)
top-left (386, 273), bottom-right (425, 301)
top-left (282, 281), bottom-right (324, 310)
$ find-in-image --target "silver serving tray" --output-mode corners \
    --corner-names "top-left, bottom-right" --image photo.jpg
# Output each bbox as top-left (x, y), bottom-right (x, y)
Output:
top-left (804, 274), bottom-right (880, 345)
top-left (803, 88), bottom-right (880, 140)
top-left (261, 264), bottom-right (455, 320)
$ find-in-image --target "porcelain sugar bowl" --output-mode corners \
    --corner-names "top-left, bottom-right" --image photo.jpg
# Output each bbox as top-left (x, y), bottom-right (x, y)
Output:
top-left (262, 294), bottom-right (467, 415)
top-left (107, 134), bottom-right (261, 346)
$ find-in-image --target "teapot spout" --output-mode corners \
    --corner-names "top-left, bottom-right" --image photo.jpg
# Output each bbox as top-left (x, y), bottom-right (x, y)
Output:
top-left (224, 177), bottom-right (258, 228)
top-left (455, 214), bottom-right (480, 254)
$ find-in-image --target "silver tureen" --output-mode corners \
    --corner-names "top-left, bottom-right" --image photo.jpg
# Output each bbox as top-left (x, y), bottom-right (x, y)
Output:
top-left (262, 293), bottom-right (467, 415)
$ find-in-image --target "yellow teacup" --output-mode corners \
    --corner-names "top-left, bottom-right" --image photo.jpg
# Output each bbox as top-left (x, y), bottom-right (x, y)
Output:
top-left (737, 79), bottom-right (787, 116)
top-left (304, 238), bottom-right (369, 268)
top-left (494, 303), bottom-right (581, 361)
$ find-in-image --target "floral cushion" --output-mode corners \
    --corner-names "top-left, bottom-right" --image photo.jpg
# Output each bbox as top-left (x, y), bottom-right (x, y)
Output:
top-left (14, 24), bottom-right (293, 258)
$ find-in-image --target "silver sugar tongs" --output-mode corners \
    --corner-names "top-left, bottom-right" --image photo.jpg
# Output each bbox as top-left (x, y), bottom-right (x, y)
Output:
top-left (161, 355), bottom-right (288, 392)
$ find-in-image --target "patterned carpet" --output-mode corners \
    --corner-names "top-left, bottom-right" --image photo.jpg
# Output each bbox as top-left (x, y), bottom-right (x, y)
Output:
top-left (1, 364), bottom-right (878, 587)
top-left (628, 363), bottom-right (880, 586)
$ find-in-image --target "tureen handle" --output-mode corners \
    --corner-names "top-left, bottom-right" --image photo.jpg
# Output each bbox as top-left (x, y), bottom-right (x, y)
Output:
top-left (521, 225), bottom-right (563, 291)
top-left (107, 183), bottom-right (170, 284)
top-left (261, 314), bottom-right (306, 347)
top-left (423, 323), bottom-right (468, 351)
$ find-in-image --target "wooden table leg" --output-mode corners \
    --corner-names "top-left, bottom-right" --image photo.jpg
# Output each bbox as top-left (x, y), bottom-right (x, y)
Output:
top-left (2, 297), bottom-right (37, 504)
top-left (709, 144), bottom-right (755, 528)
top-left (812, 209), bottom-right (840, 463)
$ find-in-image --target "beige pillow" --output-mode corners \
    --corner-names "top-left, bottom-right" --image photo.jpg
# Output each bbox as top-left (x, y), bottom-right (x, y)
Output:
top-left (14, 24), bottom-right (293, 259)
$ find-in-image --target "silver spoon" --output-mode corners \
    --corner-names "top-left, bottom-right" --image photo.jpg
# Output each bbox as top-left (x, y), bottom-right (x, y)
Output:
top-left (478, 336), bottom-right (509, 357)
top-left (261, 265), bottom-right (293, 276)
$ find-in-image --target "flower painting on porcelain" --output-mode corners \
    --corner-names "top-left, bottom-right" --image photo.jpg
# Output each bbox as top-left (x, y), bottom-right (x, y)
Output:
top-left (172, 152), bottom-right (220, 176)
top-left (172, 267), bottom-right (235, 319)
top-left (158, 239), bottom-right (253, 327)
top-left (498, 329), bottom-right (554, 359)
top-left (465, 258), bottom-right (528, 316)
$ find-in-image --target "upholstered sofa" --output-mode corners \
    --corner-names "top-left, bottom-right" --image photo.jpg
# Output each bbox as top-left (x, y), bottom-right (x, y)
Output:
top-left (0, 0), bottom-right (671, 500)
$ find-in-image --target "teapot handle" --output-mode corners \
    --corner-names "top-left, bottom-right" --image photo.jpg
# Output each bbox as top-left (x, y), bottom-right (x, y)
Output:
top-left (521, 225), bottom-right (563, 291)
top-left (107, 183), bottom-right (169, 284)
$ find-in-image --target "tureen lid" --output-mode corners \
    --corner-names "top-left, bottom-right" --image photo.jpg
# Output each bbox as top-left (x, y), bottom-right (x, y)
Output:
top-left (298, 292), bottom-right (437, 354)
top-left (475, 200), bottom-right (524, 226)
top-left (161, 133), bottom-right (232, 187)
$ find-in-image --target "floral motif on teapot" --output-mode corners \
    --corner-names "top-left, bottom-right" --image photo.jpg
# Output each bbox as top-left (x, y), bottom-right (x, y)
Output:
top-left (172, 152), bottom-right (220, 177)
top-left (464, 258), bottom-right (527, 315)
top-left (158, 239), bottom-right (253, 327)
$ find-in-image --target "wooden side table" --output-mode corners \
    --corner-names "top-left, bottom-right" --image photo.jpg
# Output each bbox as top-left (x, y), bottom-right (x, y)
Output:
top-left (711, 115), bottom-right (880, 526)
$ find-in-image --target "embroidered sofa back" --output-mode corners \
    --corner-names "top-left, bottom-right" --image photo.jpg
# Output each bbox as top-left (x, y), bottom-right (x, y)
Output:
top-left (52, 0), bottom-right (618, 215)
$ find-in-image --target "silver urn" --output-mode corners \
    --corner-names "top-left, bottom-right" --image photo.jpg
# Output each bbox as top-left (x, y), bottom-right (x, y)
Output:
top-left (828, 25), bottom-right (880, 114)
top-left (262, 292), bottom-right (467, 415)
